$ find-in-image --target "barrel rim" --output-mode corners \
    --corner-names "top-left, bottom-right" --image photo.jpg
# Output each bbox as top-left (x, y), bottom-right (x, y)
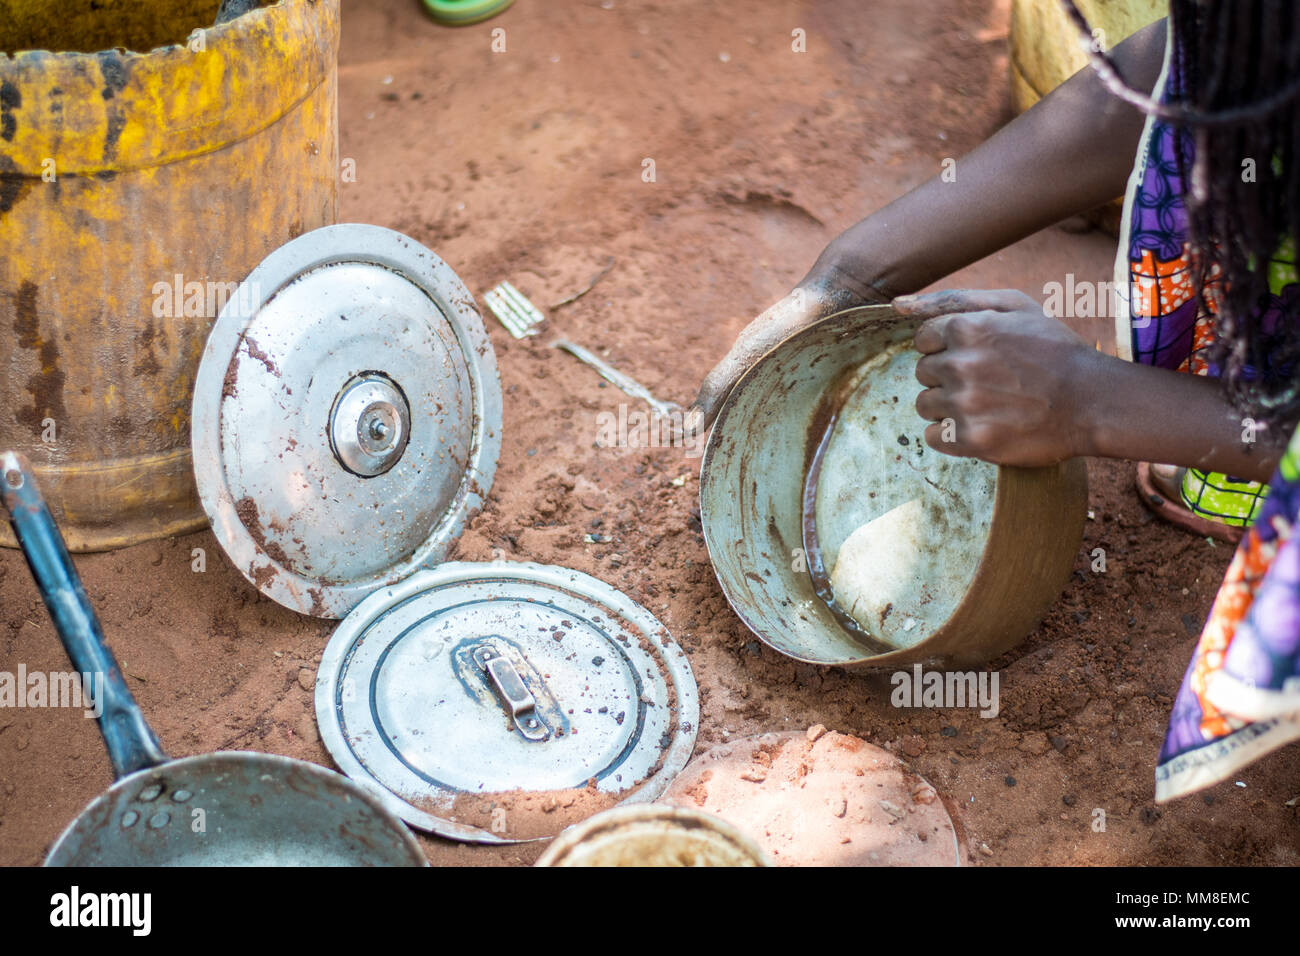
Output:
top-left (0, 0), bottom-right (339, 174)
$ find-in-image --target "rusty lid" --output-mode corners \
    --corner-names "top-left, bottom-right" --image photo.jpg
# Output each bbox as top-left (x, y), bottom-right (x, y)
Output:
top-left (313, 561), bottom-right (700, 844)
top-left (190, 224), bottom-right (501, 618)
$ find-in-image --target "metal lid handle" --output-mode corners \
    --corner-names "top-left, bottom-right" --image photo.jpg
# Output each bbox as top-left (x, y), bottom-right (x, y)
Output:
top-left (472, 644), bottom-right (549, 741)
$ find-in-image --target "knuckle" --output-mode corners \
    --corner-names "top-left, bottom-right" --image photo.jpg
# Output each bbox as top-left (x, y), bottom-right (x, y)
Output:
top-left (965, 422), bottom-right (996, 452)
top-left (938, 291), bottom-right (967, 313)
top-left (946, 353), bottom-right (983, 383)
top-left (952, 386), bottom-right (985, 416)
top-left (945, 314), bottom-right (973, 343)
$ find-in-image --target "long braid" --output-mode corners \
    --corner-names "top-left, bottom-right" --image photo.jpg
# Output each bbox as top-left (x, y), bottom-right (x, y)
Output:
top-left (1183, 0), bottom-right (1300, 428)
top-left (1061, 0), bottom-right (1300, 431)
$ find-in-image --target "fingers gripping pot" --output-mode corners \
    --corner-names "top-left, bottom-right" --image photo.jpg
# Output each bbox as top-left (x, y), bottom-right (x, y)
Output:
top-left (191, 225), bottom-right (699, 844)
top-left (699, 306), bottom-right (1088, 668)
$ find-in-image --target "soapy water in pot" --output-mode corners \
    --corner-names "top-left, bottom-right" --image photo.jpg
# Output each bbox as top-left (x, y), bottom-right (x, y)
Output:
top-left (802, 342), bottom-right (997, 651)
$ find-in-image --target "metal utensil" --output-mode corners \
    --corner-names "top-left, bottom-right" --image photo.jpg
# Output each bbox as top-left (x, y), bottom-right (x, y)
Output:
top-left (483, 278), bottom-right (681, 419)
top-left (1, 451), bottom-right (427, 866)
top-left (535, 805), bottom-right (771, 867)
top-left (314, 561), bottom-right (700, 843)
top-left (483, 281), bottom-right (545, 338)
top-left (550, 338), bottom-right (682, 420)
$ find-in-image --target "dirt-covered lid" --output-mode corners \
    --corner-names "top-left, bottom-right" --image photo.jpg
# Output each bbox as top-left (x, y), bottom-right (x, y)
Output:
top-left (313, 561), bottom-right (699, 844)
top-left (190, 223), bottom-right (501, 618)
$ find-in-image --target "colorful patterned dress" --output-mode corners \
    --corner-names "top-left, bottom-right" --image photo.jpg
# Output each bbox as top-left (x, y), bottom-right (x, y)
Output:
top-left (1112, 23), bottom-right (1300, 800)
top-left (1155, 432), bottom-right (1300, 801)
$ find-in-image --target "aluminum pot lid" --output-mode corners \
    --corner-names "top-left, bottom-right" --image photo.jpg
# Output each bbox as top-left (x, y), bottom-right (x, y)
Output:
top-left (191, 224), bottom-right (502, 618)
top-left (314, 561), bottom-right (700, 844)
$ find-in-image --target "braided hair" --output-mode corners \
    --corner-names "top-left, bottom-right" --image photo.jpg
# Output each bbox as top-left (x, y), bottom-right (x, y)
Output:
top-left (1062, 0), bottom-right (1300, 431)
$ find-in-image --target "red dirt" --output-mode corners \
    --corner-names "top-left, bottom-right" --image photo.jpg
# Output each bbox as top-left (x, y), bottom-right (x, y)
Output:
top-left (2, 0), bottom-right (1297, 866)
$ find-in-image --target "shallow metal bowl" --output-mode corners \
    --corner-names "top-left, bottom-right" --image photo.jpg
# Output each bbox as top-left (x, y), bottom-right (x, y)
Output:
top-left (45, 752), bottom-right (428, 867)
top-left (699, 306), bottom-right (1087, 668)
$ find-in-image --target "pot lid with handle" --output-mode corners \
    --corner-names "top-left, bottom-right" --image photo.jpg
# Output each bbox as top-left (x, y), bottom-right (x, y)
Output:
top-left (190, 223), bottom-right (502, 618)
top-left (314, 561), bottom-right (700, 844)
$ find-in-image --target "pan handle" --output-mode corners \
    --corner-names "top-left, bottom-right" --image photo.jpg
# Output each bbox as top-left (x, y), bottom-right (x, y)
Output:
top-left (1, 451), bottom-right (168, 779)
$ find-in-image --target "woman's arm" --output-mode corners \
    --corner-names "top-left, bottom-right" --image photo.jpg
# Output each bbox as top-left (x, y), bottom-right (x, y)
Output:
top-left (1077, 352), bottom-right (1284, 483)
top-left (690, 19), bottom-right (1168, 428)
top-left (809, 19), bottom-right (1168, 302)
top-left (899, 289), bottom-right (1286, 482)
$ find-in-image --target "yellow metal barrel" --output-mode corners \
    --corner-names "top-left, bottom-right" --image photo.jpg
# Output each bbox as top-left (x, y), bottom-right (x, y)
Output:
top-left (1009, 0), bottom-right (1166, 232)
top-left (1010, 0), bottom-right (1167, 114)
top-left (0, 0), bottom-right (339, 551)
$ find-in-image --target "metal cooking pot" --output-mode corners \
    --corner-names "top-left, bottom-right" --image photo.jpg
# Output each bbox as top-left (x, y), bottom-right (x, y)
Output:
top-left (699, 306), bottom-right (1087, 668)
top-left (536, 805), bottom-right (771, 867)
top-left (1, 451), bottom-right (427, 866)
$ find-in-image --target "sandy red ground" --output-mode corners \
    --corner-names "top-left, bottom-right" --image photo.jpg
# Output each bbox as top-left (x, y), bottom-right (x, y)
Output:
top-left (1, 0), bottom-right (1297, 866)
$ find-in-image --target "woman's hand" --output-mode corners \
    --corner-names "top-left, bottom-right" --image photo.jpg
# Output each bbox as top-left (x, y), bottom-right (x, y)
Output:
top-left (896, 288), bottom-right (1097, 466)
top-left (685, 273), bottom-right (888, 434)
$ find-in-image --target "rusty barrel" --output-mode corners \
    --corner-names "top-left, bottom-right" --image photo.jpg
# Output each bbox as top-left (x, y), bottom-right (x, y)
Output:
top-left (1009, 0), bottom-right (1167, 114)
top-left (1009, 0), bottom-right (1167, 234)
top-left (0, 0), bottom-right (339, 551)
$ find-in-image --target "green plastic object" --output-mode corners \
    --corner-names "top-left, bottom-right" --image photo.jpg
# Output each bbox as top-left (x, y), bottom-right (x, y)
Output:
top-left (422, 0), bottom-right (515, 26)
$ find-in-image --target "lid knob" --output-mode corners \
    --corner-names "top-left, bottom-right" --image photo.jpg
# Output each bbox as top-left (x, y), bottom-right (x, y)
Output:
top-left (329, 374), bottom-right (412, 477)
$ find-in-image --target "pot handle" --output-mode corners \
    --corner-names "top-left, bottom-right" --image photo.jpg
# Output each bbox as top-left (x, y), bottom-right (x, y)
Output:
top-left (1, 452), bottom-right (168, 779)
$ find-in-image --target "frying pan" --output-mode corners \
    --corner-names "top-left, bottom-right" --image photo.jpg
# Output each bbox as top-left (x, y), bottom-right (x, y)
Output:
top-left (1, 451), bottom-right (427, 866)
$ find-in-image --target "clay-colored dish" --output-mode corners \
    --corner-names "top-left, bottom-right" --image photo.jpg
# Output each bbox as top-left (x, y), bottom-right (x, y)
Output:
top-left (661, 731), bottom-right (961, 866)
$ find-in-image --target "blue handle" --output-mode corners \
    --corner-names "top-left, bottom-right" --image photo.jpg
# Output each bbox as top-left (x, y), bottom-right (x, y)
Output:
top-left (1, 451), bottom-right (167, 779)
